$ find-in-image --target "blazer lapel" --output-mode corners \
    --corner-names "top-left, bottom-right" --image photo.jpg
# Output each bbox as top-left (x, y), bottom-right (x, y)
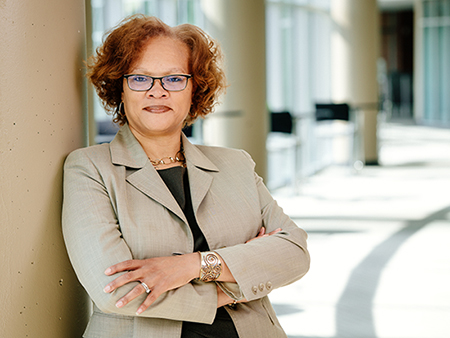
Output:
top-left (182, 134), bottom-right (219, 214)
top-left (126, 165), bottom-right (187, 224)
top-left (187, 164), bottom-right (213, 214)
top-left (110, 125), bottom-right (187, 224)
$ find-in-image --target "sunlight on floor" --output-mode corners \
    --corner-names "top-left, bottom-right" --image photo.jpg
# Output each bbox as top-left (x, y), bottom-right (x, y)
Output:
top-left (270, 121), bottom-right (450, 338)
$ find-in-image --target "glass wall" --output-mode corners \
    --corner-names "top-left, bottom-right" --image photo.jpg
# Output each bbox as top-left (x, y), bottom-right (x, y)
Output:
top-left (266, 0), bottom-right (332, 115)
top-left (422, 0), bottom-right (450, 126)
top-left (265, 0), bottom-right (332, 182)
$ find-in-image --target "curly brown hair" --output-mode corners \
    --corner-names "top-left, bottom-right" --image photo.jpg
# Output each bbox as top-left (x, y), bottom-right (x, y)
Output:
top-left (86, 14), bottom-right (226, 126)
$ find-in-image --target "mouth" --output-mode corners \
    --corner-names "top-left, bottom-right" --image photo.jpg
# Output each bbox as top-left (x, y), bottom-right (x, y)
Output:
top-left (143, 105), bottom-right (171, 114)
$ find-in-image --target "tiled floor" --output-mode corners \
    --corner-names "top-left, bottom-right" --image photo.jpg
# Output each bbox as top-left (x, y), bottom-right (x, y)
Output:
top-left (270, 121), bottom-right (450, 338)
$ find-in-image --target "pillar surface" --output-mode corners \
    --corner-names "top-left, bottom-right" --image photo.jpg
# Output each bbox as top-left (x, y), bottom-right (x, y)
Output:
top-left (0, 1), bottom-right (89, 337)
top-left (331, 0), bottom-right (380, 164)
top-left (201, 0), bottom-right (268, 178)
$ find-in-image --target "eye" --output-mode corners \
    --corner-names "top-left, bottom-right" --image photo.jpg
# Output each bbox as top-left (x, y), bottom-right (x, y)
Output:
top-left (132, 75), bottom-right (150, 83)
top-left (164, 75), bottom-right (184, 83)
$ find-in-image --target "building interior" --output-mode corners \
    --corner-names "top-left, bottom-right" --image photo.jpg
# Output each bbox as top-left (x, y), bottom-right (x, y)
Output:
top-left (1, 0), bottom-right (449, 337)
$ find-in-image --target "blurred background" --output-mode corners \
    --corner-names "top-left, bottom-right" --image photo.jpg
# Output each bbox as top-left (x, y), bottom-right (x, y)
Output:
top-left (1, 1), bottom-right (449, 337)
top-left (85, 2), bottom-right (450, 337)
top-left (88, 0), bottom-right (449, 188)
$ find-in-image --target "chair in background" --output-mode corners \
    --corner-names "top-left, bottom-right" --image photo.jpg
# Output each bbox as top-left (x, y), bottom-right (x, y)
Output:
top-left (271, 111), bottom-right (293, 134)
top-left (267, 111), bottom-right (302, 190)
top-left (314, 103), bottom-right (364, 171)
top-left (315, 103), bottom-right (350, 122)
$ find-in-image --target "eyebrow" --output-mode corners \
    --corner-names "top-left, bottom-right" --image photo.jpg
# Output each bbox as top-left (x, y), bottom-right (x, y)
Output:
top-left (131, 68), bottom-right (188, 75)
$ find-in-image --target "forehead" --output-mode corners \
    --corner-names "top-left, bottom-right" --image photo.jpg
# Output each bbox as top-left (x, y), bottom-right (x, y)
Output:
top-left (131, 36), bottom-right (190, 74)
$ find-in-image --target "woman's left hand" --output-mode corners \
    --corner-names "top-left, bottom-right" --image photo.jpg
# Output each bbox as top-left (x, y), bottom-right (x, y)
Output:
top-left (246, 227), bottom-right (282, 243)
top-left (103, 252), bottom-right (200, 315)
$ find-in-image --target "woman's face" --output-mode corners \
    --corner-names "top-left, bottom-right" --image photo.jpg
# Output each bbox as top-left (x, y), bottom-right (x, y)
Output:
top-left (122, 36), bottom-right (192, 140)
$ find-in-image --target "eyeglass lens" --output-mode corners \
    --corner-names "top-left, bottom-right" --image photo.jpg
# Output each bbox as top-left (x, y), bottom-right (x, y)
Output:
top-left (126, 75), bottom-right (190, 91)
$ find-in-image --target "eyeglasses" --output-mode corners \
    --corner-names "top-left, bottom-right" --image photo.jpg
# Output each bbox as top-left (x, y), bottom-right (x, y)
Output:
top-left (123, 74), bottom-right (192, 92)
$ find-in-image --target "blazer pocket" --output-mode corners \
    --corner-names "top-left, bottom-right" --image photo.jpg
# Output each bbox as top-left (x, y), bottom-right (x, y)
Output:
top-left (260, 297), bottom-right (277, 326)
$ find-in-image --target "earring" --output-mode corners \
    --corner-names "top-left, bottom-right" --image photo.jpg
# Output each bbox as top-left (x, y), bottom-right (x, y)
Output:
top-left (117, 102), bottom-right (124, 115)
top-left (189, 110), bottom-right (197, 118)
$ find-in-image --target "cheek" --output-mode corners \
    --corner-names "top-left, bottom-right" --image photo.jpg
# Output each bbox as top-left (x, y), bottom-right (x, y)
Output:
top-left (122, 91), bottom-right (140, 110)
top-left (184, 89), bottom-right (193, 109)
top-left (183, 98), bottom-right (192, 113)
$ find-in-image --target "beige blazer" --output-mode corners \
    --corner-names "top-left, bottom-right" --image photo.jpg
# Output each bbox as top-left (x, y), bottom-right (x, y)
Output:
top-left (62, 124), bottom-right (310, 338)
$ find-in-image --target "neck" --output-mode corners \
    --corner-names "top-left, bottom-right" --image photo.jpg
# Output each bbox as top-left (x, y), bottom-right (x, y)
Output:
top-left (144, 136), bottom-right (182, 160)
top-left (129, 126), bottom-right (183, 160)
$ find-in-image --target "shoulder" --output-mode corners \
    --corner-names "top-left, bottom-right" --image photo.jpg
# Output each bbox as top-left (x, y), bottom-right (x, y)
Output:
top-left (194, 144), bottom-right (255, 170)
top-left (64, 143), bottom-right (111, 169)
top-left (194, 144), bottom-right (251, 159)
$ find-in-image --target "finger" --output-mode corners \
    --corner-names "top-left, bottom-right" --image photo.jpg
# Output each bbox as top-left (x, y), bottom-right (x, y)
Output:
top-left (246, 236), bottom-right (258, 243)
top-left (104, 270), bottom-right (142, 293)
top-left (105, 259), bottom-right (141, 275)
top-left (246, 234), bottom-right (267, 243)
top-left (115, 284), bottom-right (147, 308)
top-left (245, 228), bottom-right (266, 243)
top-left (268, 228), bottom-right (282, 236)
top-left (136, 287), bottom-right (162, 315)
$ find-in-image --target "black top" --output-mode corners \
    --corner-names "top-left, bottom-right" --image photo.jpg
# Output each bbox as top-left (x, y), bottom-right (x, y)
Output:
top-left (157, 166), bottom-right (239, 338)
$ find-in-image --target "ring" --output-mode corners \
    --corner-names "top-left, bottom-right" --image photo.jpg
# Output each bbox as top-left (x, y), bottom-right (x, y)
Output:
top-left (141, 282), bottom-right (151, 294)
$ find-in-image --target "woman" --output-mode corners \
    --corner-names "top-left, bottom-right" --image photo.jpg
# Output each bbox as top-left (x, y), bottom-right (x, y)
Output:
top-left (62, 14), bottom-right (310, 338)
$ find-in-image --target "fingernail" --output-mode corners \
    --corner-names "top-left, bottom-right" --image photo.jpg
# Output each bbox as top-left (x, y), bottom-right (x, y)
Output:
top-left (103, 285), bottom-right (111, 293)
top-left (116, 300), bottom-right (123, 308)
top-left (104, 268), bottom-right (111, 275)
top-left (136, 308), bottom-right (142, 315)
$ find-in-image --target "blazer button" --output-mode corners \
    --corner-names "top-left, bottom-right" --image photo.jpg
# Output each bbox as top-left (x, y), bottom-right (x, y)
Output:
top-left (266, 282), bottom-right (272, 290)
top-left (259, 283), bottom-right (265, 292)
top-left (252, 285), bottom-right (258, 295)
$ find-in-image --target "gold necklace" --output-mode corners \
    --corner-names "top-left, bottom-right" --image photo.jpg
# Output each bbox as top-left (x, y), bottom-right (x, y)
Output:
top-left (149, 147), bottom-right (186, 168)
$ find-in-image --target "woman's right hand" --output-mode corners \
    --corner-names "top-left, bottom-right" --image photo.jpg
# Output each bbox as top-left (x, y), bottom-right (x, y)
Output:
top-left (103, 252), bottom-right (200, 315)
top-left (216, 284), bottom-right (246, 308)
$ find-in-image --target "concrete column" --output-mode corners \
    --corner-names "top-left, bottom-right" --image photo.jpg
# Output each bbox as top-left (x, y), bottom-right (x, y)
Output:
top-left (331, 0), bottom-right (380, 165)
top-left (201, 0), bottom-right (268, 178)
top-left (0, 1), bottom-right (89, 337)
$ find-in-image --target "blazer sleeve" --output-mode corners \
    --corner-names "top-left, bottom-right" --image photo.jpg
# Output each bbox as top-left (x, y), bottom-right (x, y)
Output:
top-left (62, 149), bottom-right (217, 324)
top-left (215, 150), bottom-right (310, 302)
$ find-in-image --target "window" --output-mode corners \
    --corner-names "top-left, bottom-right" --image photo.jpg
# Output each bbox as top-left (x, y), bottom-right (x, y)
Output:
top-left (421, 0), bottom-right (450, 126)
top-left (266, 0), bottom-right (332, 179)
top-left (266, 0), bottom-right (331, 115)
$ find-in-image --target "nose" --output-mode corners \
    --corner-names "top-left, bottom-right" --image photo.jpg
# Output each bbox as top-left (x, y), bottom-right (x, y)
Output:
top-left (147, 79), bottom-right (167, 98)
